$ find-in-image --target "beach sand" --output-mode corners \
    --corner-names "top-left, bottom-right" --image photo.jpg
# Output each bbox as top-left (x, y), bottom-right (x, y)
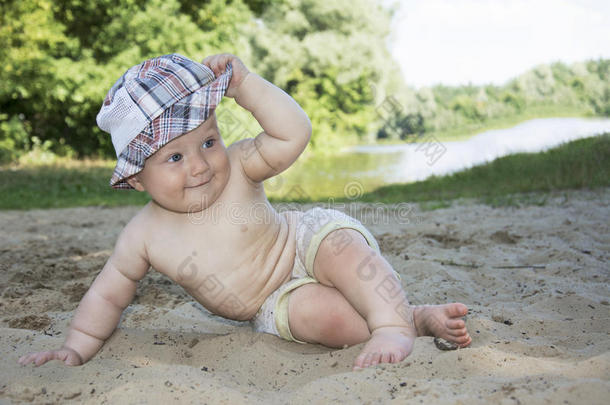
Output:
top-left (1, 188), bottom-right (609, 404)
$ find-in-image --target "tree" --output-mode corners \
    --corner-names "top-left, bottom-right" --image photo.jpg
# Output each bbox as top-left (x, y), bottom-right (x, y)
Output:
top-left (0, 0), bottom-right (253, 161)
top-left (248, 0), bottom-right (399, 152)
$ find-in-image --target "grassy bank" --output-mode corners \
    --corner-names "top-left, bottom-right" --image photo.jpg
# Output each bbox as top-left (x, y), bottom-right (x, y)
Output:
top-left (348, 133), bottom-right (609, 208)
top-left (0, 160), bottom-right (149, 210)
top-left (0, 133), bottom-right (608, 210)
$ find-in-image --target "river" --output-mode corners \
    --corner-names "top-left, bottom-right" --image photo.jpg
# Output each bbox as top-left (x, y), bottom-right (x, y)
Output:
top-left (263, 117), bottom-right (610, 200)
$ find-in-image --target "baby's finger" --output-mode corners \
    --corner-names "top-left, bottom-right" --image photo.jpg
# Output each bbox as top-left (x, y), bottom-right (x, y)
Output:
top-left (19, 352), bottom-right (41, 365)
top-left (201, 56), bottom-right (216, 73)
top-left (19, 353), bottom-right (35, 365)
top-left (202, 54), bottom-right (232, 77)
top-left (34, 351), bottom-right (55, 366)
top-left (18, 353), bottom-right (32, 365)
top-left (202, 56), bottom-right (223, 75)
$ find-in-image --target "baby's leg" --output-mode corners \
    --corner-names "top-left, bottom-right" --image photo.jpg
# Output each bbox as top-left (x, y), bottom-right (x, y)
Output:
top-left (309, 228), bottom-right (471, 370)
top-left (287, 278), bottom-right (471, 367)
top-left (287, 282), bottom-right (371, 347)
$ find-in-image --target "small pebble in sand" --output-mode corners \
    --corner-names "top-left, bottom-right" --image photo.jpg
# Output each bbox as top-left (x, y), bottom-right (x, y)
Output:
top-left (434, 337), bottom-right (459, 351)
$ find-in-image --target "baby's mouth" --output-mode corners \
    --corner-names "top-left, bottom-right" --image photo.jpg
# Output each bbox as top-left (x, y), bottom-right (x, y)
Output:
top-left (187, 177), bottom-right (212, 188)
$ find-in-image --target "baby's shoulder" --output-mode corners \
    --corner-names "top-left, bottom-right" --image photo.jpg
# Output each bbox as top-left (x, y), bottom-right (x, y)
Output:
top-left (226, 139), bottom-right (247, 170)
top-left (114, 204), bottom-right (153, 259)
top-left (226, 139), bottom-right (265, 188)
top-left (107, 205), bottom-right (153, 280)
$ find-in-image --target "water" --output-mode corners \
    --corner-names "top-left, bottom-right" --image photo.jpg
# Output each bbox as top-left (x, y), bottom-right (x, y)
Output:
top-left (264, 117), bottom-right (610, 200)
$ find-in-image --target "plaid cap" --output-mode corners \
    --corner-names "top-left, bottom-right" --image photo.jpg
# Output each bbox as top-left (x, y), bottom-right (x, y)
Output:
top-left (96, 53), bottom-right (232, 189)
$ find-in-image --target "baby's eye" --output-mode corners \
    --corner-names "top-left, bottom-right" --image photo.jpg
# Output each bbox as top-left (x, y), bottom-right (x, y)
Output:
top-left (168, 153), bottom-right (182, 162)
top-left (202, 139), bottom-right (215, 149)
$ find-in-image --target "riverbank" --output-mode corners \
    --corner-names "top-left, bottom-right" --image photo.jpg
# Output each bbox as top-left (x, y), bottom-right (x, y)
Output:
top-left (0, 130), bottom-right (608, 210)
top-left (350, 133), bottom-right (610, 209)
top-left (2, 188), bottom-right (609, 403)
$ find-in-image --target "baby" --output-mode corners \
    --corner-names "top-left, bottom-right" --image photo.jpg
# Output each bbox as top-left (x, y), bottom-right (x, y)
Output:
top-left (18, 53), bottom-right (471, 371)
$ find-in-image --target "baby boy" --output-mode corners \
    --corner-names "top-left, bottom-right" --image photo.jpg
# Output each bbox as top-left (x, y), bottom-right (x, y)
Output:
top-left (18, 53), bottom-right (471, 371)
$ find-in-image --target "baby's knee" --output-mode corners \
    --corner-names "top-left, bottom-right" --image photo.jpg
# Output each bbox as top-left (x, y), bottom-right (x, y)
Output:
top-left (321, 228), bottom-right (371, 257)
top-left (314, 228), bottom-right (375, 280)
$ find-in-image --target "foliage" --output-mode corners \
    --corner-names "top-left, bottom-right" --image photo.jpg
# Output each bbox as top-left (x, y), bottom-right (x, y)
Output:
top-left (248, 0), bottom-right (396, 152)
top-left (377, 59), bottom-right (609, 139)
top-left (0, 0), bottom-right (260, 163)
top-left (0, 0), bottom-right (608, 164)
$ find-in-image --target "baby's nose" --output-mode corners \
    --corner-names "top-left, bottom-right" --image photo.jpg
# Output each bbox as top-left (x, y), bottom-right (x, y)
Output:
top-left (189, 154), bottom-right (210, 176)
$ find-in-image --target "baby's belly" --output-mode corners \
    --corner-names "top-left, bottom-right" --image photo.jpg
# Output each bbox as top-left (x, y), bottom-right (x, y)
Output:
top-left (181, 210), bottom-right (302, 321)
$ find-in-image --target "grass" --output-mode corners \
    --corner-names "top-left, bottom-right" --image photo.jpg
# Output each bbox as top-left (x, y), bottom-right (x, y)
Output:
top-left (0, 133), bottom-right (608, 210)
top-left (0, 160), bottom-right (149, 209)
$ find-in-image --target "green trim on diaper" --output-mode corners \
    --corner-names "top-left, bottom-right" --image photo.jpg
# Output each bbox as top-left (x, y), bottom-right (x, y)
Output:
top-left (274, 220), bottom-right (403, 345)
top-left (304, 221), bottom-right (401, 281)
top-left (274, 277), bottom-right (318, 344)
top-left (305, 222), bottom-right (380, 278)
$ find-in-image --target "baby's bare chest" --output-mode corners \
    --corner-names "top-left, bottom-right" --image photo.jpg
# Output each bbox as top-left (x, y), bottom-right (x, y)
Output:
top-left (142, 207), bottom-right (299, 319)
top-left (146, 214), bottom-right (277, 282)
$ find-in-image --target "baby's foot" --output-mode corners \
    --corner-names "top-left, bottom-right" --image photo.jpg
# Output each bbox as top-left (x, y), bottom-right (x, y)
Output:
top-left (413, 303), bottom-right (471, 347)
top-left (352, 325), bottom-right (416, 371)
top-left (351, 303), bottom-right (471, 371)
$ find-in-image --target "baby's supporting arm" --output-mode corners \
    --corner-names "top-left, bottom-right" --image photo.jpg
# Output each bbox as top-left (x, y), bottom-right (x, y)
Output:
top-left (204, 53), bottom-right (312, 183)
top-left (18, 221), bottom-right (149, 366)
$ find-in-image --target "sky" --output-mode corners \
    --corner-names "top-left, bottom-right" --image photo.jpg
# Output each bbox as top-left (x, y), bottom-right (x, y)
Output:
top-left (388, 0), bottom-right (610, 88)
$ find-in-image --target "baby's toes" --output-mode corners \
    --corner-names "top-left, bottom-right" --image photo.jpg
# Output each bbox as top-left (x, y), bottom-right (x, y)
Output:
top-left (380, 351), bottom-right (392, 364)
top-left (446, 318), bottom-right (465, 330)
top-left (363, 352), bottom-right (377, 367)
top-left (370, 352), bottom-right (384, 366)
top-left (455, 334), bottom-right (472, 346)
top-left (447, 327), bottom-right (468, 338)
top-left (353, 352), bottom-right (369, 370)
top-left (394, 349), bottom-right (409, 364)
top-left (449, 303), bottom-right (469, 317)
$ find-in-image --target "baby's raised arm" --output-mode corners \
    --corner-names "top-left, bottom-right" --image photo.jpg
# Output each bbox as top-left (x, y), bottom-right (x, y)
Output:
top-left (18, 219), bottom-right (150, 366)
top-left (203, 53), bottom-right (312, 184)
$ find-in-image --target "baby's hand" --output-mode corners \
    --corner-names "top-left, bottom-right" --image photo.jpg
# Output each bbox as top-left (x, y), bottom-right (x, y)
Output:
top-left (18, 346), bottom-right (83, 367)
top-left (202, 53), bottom-right (250, 98)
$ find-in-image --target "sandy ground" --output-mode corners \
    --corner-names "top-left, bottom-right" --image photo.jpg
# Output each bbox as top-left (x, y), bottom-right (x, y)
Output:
top-left (1, 188), bottom-right (609, 404)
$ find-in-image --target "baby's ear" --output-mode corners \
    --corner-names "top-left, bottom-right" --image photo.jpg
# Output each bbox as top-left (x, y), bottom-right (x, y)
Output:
top-left (126, 175), bottom-right (146, 192)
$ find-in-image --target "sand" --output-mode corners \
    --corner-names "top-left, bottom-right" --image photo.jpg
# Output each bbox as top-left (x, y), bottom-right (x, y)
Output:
top-left (1, 188), bottom-right (609, 404)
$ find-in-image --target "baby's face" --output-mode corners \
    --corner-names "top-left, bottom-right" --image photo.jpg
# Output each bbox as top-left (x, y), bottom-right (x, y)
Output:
top-left (127, 113), bottom-right (230, 213)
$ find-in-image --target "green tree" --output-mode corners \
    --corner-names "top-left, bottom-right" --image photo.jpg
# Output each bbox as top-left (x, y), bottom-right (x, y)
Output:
top-left (249, 0), bottom-right (399, 152)
top-left (0, 0), bottom-right (254, 161)
top-left (0, 0), bottom-right (78, 161)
